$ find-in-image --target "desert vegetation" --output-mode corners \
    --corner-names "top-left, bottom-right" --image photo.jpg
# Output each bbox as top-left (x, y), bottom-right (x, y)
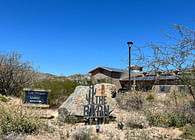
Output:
top-left (0, 51), bottom-right (79, 108)
top-left (0, 24), bottom-right (194, 139)
top-left (0, 52), bottom-right (35, 96)
top-left (1, 87), bottom-right (194, 139)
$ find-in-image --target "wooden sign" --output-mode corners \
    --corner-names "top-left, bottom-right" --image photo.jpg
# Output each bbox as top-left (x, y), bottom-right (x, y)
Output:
top-left (23, 88), bottom-right (51, 108)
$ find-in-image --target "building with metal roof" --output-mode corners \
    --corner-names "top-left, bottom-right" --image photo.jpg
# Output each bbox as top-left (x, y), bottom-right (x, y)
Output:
top-left (88, 66), bottom-right (142, 89)
top-left (88, 66), bottom-right (193, 93)
top-left (119, 73), bottom-right (189, 93)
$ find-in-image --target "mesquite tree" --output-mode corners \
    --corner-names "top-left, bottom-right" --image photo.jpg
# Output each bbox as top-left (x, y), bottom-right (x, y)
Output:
top-left (0, 52), bottom-right (35, 96)
top-left (133, 24), bottom-right (195, 100)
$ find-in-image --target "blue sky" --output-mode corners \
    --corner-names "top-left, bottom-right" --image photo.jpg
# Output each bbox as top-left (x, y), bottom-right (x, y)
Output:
top-left (0, 0), bottom-right (194, 76)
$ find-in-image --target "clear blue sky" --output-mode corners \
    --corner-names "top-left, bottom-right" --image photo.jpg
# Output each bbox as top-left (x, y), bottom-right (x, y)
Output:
top-left (0, 0), bottom-right (194, 76)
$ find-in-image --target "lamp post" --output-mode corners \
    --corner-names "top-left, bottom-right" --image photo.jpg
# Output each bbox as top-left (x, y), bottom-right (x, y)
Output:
top-left (127, 41), bottom-right (133, 91)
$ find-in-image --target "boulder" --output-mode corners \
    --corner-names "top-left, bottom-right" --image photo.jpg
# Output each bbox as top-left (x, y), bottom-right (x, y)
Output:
top-left (58, 83), bottom-right (117, 122)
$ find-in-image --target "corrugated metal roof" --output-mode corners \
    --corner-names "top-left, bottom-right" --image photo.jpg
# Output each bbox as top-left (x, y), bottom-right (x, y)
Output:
top-left (102, 66), bottom-right (128, 73)
top-left (88, 66), bottom-right (129, 73)
top-left (88, 66), bottom-right (143, 76)
top-left (120, 75), bottom-right (180, 81)
top-left (102, 67), bottom-right (142, 76)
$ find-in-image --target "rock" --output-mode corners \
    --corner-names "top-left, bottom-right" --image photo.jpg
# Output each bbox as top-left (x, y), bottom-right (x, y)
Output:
top-left (3, 132), bottom-right (26, 140)
top-left (58, 83), bottom-right (117, 122)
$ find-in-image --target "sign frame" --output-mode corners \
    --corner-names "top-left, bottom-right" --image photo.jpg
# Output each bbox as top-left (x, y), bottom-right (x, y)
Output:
top-left (23, 88), bottom-right (51, 108)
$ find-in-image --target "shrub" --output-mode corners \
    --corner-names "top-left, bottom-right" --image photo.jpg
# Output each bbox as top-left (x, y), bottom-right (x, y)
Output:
top-left (0, 103), bottom-right (42, 135)
top-left (146, 94), bottom-right (155, 102)
top-left (126, 112), bottom-right (149, 129)
top-left (0, 94), bottom-right (11, 103)
top-left (116, 91), bottom-right (145, 111)
top-left (145, 110), bottom-right (168, 127)
top-left (145, 105), bottom-right (193, 128)
top-left (167, 112), bottom-right (191, 127)
top-left (190, 101), bottom-right (195, 124)
top-left (63, 116), bottom-right (80, 124)
top-left (72, 127), bottom-right (93, 140)
top-left (125, 128), bottom-right (171, 140)
top-left (180, 125), bottom-right (195, 139)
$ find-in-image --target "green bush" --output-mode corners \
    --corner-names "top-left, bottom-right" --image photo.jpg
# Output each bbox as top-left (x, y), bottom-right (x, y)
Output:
top-left (0, 94), bottom-right (11, 103)
top-left (32, 78), bottom-right (78, 107)
top-left (167, 112), bottom-right (192, 127)
top-left (145, 107), bottom-right (193, 128)
top-left (145, 109), bottom-right (166, 127)
top-left (180, 125), bottom-right (195, 139)
top-left (0, 104), bottom-right (41, 135)
top-left (146, 94), bottom-right (155, 102)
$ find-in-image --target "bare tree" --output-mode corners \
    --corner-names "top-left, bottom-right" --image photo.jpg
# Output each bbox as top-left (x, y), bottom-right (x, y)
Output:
top-left (0, 52), bottom-right (35, 96)
top-left (133, 24), bottom-right (195, 100)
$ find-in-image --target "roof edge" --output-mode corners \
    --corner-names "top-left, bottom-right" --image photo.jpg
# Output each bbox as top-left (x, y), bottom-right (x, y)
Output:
top-left (88, 66), bottom-right (125, 73)
top-left (88, 66), bottom-right (112, 73)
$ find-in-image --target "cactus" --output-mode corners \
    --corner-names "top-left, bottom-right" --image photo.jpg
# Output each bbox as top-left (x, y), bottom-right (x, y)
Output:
top-left (86, 85), bottom-right (96, 104)
top-left (91, 85), bottom-right (96, 104)
top-left (86, 86), bottom-right (91, 104)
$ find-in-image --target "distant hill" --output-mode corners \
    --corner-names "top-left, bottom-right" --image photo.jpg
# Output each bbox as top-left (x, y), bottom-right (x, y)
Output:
top-left (34, 72), bottom-right (57, 81)
top-left (67, 74), bottom-right (90, 81)
top-left (33, 72), bottom-right (90, 82)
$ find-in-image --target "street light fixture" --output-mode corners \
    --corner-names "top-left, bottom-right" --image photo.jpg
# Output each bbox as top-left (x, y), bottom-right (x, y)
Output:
top-left (127, 41), bottom-right (133, 91)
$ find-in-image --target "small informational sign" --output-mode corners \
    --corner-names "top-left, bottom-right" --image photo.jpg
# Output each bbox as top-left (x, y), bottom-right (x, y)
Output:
top-left (84, 85), bottom-right (110, 123)
top-left (23, 88), bottom-right (50, 107)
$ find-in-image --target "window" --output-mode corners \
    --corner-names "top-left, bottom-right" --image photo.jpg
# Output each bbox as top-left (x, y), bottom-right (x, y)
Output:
top-left (99, 69), bottom-right (104, 74)
top-left (97, 79), bottom-right (102, 84)
top-left (178, 86), bottom-right (186, 92)
top-left (160, 86), bottom-right (170, 93)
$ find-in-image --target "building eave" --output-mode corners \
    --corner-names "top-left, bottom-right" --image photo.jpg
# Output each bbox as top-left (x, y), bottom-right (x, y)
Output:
top-left (88, 66), bottom-right (126, 73)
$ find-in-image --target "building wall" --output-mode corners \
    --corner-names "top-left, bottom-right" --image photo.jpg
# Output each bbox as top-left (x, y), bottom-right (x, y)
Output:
top-left (91, 68), bottom-right (112, 83)
top-left (119, 80), bottom-right (154, 91)
top-left (152, 85), bottom-right (188, 93)
top-left (120, 79), bottom-right (183, 92)
top-left (92, 72), bottom-right (111, 83)
top-left (120, 72), bottom-right (129, 79)
top-left (90, 68), bottom-right (122, 89)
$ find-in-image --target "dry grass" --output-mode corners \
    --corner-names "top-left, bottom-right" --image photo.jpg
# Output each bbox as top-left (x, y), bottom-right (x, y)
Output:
top-left (0, 91), bottom-right (194, 140)
top-left (0, 103), bottom-right (42, 135)
top-left (116, 91), bottom-right (145, 111)
top-left (126, 112), bottom-right (149, 129)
